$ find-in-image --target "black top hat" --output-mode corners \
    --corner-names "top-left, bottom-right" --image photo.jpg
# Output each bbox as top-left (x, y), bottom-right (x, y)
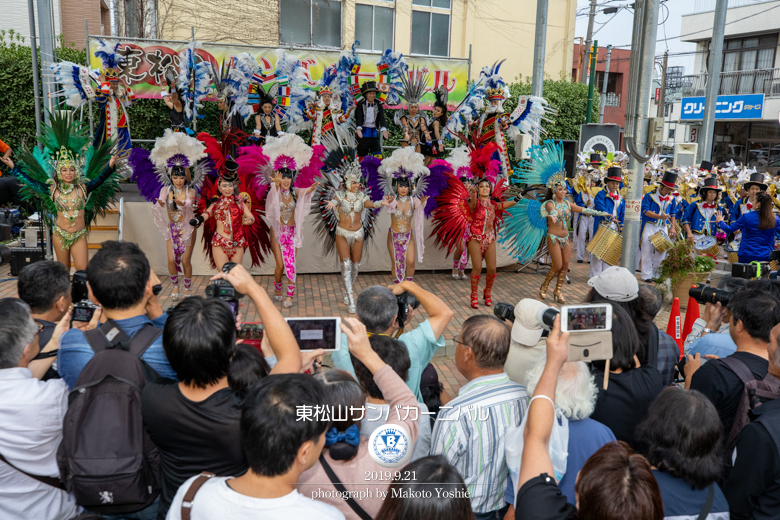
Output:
top-left (659, 171), bottom-right (678, 188)
top-left (699, 160), bottom-right (714, 172)
top-left (589, 153), bottom-right (602, 165)
top-left (605, 166), bottom-right (622, 182)
top-left (697, 177), bottom-right (722, 194)
top-left (744, 172), bottom-right (768, 191)
top-left (360, 81), bottom-right (380, 95)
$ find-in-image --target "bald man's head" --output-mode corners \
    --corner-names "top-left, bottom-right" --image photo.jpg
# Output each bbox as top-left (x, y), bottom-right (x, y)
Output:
top-left (460, 315), bottom-right (511, 369)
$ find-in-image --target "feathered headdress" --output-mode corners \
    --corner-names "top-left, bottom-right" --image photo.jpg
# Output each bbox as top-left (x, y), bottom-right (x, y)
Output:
top-left (177, 42), bottom-right (212, 121)
top-left (469, 143), bottom-right (502, 185)
top-left (260, 133), bottom-right (314, 180)
top-left (130, 130), bottom-right (209, 200)
top-left (377, 147), bottom-right (430, 198)
top-left (481, 60), bottom-right (509, 102)
top-left (644, 154), bottom-right (667, 182)
top-left (434, 85), bottom-right (448, 112)
top-left (447, 146), bottom-right (472, 180)
top-left (321, 132), bottom-right (364, 189)
top-left (515, 140), bottom-right (567, 189)
top-left (46, 61), bottom-right (97, 109)
top-left (399, 67), bottom-right (429, 106)
top-left (94, 40), bottom-right (125, 82)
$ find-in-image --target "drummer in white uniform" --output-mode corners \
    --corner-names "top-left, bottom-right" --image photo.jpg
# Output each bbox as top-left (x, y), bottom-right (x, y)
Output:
top-left (682, 177), bottom-right (724, 248)
top-left (640, 170), bottom-right (679, 282)
top-left (590, 166), bottom-right (626, 277)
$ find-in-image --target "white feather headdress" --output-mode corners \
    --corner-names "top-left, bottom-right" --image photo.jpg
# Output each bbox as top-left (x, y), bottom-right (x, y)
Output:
top-left (378, 147), bottom-right (430, 198)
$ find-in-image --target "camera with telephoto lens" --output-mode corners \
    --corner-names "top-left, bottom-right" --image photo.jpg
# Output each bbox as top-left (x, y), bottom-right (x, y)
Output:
top-left (204, 262), bottom-right (244, 318)
top-left (536, 306), bottom-right (561, 331)
top-left (494, 302), bottom-right (515, 322)
top-left (396, 292), bottom-right (420, 328)
top-left (71, 270), bottom-right (98, 323)
top-left (689, 283), bottom-right (733, 306)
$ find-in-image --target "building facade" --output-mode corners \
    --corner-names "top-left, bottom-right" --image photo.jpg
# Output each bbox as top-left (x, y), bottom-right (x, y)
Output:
top-left (158, 0), bottom-right (577, 84)
top-left (672, 0), bottom-right (780, 171)
top-left (572, 43), bottom-right (631, 129)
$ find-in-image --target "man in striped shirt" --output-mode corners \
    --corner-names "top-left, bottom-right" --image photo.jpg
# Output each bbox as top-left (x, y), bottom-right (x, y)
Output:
top-left (430, 315), bottom-right (528, 520)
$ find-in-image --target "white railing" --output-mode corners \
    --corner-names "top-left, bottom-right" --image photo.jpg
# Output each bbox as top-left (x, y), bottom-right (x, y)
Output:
top-left (680, 68), bottom-right (780, 97)
top-left (604, 92), bottom-right (621, 107)
top-left (693, 0), bottom-right (778, 13)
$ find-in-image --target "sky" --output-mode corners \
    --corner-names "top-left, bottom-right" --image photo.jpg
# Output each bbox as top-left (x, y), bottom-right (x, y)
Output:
top-left (574, 0), bottom-right (698, 75)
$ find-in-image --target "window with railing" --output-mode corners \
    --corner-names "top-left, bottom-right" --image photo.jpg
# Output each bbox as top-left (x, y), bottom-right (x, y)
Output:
top-left (604, 92), bottom-right (620, 107)
top-left (716, 34), bottom-right (778, 94)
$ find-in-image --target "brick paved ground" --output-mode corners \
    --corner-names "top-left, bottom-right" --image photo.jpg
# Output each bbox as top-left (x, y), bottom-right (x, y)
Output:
top-left (0, 258), bottom-right (701, 396)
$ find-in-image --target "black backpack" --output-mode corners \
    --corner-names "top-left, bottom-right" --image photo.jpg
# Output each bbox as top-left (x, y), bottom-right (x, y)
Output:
top-left (722, 356), bottom-right (780, 452)
top-left (57, 320), bottom-right (163, 514)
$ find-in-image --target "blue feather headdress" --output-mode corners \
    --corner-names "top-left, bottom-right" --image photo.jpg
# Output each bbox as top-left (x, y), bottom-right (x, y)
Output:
top-left (177, 42), bottom-right (212, 122)
top-left (514, 140), bottom-right (567, 189)
top-left (46, 61), bottom-right (97, 109)
top-left (94, 39), bottom-right (125, 81)
top-left (375, 49), bottom-right (407, 106)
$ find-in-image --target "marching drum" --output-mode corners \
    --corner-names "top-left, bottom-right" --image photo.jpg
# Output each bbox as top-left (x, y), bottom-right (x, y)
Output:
top-left (725, 240), bottom-right (740, 264)
top-left (587, 223), bottom-right (623, 266)
top-left (694, 235), bottom-right (720, 257)
top-left (649, 230), bottom-right (674, 253)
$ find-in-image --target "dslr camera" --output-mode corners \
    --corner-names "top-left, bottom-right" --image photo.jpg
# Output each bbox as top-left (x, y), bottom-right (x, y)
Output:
top-left (689, 283), bottom-right (732, 306)
top-left (204, 262), bottom-right (244, 317)
top-left (71, 270), bottom-right (98, 323)
top-left (493, 302), bottom-right (515, 322)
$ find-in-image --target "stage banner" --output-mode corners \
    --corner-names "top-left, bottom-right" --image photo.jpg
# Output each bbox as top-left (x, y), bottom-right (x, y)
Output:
top-left (87, 39), bottom-right (469, 109)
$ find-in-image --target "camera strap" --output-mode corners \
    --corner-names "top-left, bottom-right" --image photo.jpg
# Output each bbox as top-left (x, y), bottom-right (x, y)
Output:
top-left (319, 454), bottom-right (373, 520)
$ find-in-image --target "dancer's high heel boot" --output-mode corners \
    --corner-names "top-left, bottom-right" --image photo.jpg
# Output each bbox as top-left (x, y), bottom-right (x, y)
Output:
top-left (340, 259), bottom-right (353, 311)
top-left (553, 271), bottom-right (567, 304)
top-left (484, 274), bottom-right (496, 307)
top-left (470, 274), bottom-right (480, 309)
top-left (539, 270), bottom-right (556, 300)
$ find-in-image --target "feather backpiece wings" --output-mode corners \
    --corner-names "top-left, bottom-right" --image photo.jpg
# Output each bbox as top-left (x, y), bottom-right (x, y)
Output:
top-left (375, 49), bottom-right (406, 106)
top-left (14, 111), bottom-right (119, 229)
top-left (177, 42), bottom-right (213, 121)
top-left (429, 175), bottom-right (472, 256)
top-left (513, 140), bottom-right (566, 188)
top-left (46, 61), bottom-right (97, 109)
top-left (499, 197), bottom-right (547, 263)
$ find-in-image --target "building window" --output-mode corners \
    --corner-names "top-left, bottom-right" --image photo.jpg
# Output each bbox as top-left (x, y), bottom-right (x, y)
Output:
top-left (410, 10), bottom-right (450, 56)
top-left (355, 5), bottom-right (394, 51)
top-left (413, 0), bottom-right (450, 6)
top-left (280, 0), bottom-right (342, 48)
top-left (595, 71), bottom-right (618, 93)
top-left (668, 129), bottom-right (675, 139)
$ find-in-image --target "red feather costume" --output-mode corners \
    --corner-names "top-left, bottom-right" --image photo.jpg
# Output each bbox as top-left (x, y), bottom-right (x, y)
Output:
top-left (195, 130), bottom-right (271, 269)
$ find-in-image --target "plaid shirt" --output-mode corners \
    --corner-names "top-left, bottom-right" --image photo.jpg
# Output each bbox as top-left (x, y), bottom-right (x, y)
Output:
top-left (430, 373), bottom-right (528, 514)
top-left (656, 329), bottom-right (680, 386)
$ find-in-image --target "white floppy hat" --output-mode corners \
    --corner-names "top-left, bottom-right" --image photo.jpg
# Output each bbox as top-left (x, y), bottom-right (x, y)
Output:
top-left (587, 266), bottom-right (639, 302)
top-left (511, 298), bottom-right (550, 346)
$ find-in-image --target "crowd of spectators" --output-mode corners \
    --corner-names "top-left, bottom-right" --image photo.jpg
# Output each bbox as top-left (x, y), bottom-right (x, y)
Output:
top-left (4, 243), bottom-right (780, 520)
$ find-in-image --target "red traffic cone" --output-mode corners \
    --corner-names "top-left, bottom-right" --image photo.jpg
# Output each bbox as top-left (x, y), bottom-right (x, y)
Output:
top-left (683, 287), bottom-right (701, 344)
top-left (666, 297), bottom-right (684, 357)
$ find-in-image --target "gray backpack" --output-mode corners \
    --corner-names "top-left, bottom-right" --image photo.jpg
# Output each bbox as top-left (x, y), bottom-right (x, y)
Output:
top-left (57, 320), bottom-right (162, 514)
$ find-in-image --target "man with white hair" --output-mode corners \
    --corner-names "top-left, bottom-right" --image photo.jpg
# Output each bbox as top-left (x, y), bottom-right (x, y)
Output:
top-left (504, 358), bottom-right (616, 511)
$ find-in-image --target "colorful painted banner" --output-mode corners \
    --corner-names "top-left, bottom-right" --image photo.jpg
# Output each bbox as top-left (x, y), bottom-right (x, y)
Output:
top-left (88, 39), bottom-right (470, 108)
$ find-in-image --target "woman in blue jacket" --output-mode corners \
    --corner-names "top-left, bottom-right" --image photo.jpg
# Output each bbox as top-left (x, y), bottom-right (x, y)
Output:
top-left (716, 192), bottom-right (779, 263)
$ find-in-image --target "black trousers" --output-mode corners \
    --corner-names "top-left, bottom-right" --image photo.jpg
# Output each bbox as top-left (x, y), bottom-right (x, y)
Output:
top-left (357, 136), bottom-right (381, 157)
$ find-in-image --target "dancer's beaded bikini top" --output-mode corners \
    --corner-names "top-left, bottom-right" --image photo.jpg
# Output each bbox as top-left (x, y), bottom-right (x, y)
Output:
top-left (54, 183), bottom-right (86, 226)
top-left (280, 190), bottom-right (295, 225)
top-left (392, 195), bottom-right (414, 233)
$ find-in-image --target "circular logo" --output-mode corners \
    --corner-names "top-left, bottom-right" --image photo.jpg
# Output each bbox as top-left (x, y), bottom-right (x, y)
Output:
top-left (582, 135), bottom-right (616, 154)
top-left (368, 424), bottom-right (412, 468)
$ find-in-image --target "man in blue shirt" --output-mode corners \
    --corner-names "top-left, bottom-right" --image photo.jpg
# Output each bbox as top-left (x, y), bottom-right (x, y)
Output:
top-left (331, 280), bottom-right (453, 402)
top-left (58, 241), bottom-right (176, 388)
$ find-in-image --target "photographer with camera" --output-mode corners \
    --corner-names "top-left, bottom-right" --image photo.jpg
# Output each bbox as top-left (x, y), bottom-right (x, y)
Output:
top-left (331, 280), bottom-right (453, 402)
top-left (685, 277), bottom-right (746, 357)
top-left (57, 241), bottom-right (174, 388)
top-left (685, 287), bottom-right (780, 442)
top-left (142, 262), bottom-right (302, 520)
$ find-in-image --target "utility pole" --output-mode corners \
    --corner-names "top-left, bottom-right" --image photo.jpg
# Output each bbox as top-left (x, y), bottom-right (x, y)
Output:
top-left (586, 41), bottom-right (598, 123)
top-left (698, 0), bottom-right (728, 164)
top-left (581, 0), bottom-right (597, 84)
top-left (598, 45), bottom-right (612, 124)
top-left (657, 50), bottom-right (668, 117)
top-left (27, 0), bottom-right (42, 148)
top-left (531, 0), bottom-right (549, 100)
top-left (621, 0), bottom-right (660, 271)
top-left (36, 0), bottom-right (56, 124)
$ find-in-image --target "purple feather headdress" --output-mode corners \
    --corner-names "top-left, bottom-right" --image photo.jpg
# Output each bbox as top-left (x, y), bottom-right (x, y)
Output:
top-left (166, 153), bottom-right (192, 169)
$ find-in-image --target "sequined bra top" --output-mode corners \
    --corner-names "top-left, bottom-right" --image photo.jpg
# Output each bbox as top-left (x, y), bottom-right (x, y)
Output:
top-left (54, 184), bottom-right (87, 226)
top-left (280, 191), bottom-right (296, 225)
top-left (336, 191), bottom-right (368, 225)
top-left (554, 200), bottom-right (571, 223)
top-left (392, 197), bottom-right (414, 233)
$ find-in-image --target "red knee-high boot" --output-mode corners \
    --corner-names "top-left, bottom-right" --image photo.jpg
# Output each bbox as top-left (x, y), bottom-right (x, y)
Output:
top-left (484, 274), bottom-right (497, 307)
top-left (470, 274), bottom-right (480, 309)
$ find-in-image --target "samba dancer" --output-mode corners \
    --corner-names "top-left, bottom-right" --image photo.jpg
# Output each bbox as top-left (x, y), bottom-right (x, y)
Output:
top-left (501, 141), bottom-right (608, 304)
top-left (10, 113), bottom-right (119, 271)
top-left (590, 166), bottom-right (626, 277)
top-left (640, 170), bottom-right (679, 282)
top-left (255, 134), bottom-right (322, 308)
top-left (377, 147), bottom-right (434, 284)
top-left (396, 68), bottom-right (431, 154)
top-left (129, 130), bottom-right (209, 299)
top-left (315, 135), bottom-right (387, 314)
top-left (422, 88), bottom-right (448, 166)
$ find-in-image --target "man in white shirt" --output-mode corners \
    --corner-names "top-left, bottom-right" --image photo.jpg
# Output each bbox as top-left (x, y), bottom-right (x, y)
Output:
top-left (0, 298), bottom-right (79, 520)
top-left (167, 373), bottom-right (343, 520)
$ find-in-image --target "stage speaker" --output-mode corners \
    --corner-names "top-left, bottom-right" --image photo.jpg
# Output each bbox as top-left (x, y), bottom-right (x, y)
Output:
top-left (561, 140), bottom-right (578, 178)
top-left (0, 245), bottom-right (11, 266)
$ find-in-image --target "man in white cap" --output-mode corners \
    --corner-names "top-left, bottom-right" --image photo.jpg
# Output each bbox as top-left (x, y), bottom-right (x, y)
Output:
top-left (586, 266), bottom-right (679, 386)
top-left (503, 298), bottom-right (550, 385)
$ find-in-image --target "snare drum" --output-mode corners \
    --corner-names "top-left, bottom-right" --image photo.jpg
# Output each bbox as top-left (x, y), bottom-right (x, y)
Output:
top-left (649, 230), bottom-right (674, 253)
top-left (587, 223), bottom-right (623, 266)
top-left (725, 240), bottom-right (740, 264)
top-left (694, 235), bottom-right (720, 257)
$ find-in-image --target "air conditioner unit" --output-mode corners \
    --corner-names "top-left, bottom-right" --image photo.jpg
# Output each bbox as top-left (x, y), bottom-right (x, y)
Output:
top-left (674, 143), bottom-right (698, 168)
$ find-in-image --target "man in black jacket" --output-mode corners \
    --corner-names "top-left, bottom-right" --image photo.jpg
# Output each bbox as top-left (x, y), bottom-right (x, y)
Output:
top-left (355, 81), bottom-right (388, 157)
top-left (724, 321), bottom-right (780, 520)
